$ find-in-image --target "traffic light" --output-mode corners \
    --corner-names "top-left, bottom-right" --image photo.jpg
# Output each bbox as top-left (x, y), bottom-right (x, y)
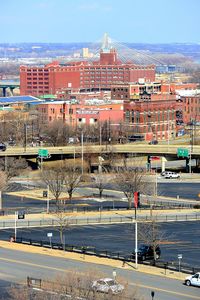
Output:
top-left (138, 192), bottom-right (140, 208)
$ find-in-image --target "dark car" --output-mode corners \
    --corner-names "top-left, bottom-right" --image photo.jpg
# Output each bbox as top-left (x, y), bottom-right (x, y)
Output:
top-left (132, 245), bottom-right (161, 261)
top-left (0, 143), bottom-right (6, 151)
top-left (148, 140), bottom-right (158, 145)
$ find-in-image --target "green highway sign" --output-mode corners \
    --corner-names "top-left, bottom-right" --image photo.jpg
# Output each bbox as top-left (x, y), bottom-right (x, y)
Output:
top-left (177, 148), bottom-right (189, 158)
top-left (38, 149), bottom-right (49, 158)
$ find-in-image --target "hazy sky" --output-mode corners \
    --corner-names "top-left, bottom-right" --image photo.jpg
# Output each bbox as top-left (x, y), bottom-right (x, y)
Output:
top-left (1, 0), bottom-right (199, 43)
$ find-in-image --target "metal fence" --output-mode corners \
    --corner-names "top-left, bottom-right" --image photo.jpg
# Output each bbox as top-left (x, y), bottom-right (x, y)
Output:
top-left (0, 200), bottom-right (194, 217)
top-left (26, 276), bottom-right (134, 300)
top-left (14, 237), bottom-right (200, 275)
top-left (1, 212), bottom-right (200, 229)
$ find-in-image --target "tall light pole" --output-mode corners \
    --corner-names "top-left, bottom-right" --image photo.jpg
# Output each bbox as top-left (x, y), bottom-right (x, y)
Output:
top-left (81, 131), bottom-right (84, 175)
top-left (24, 123), bottom-right (27, 152)
top-left (189, 144), bottom-right (192, 174)
top-left (99, 124), bottom-right (102, 146)
top-left (155, 159), bottom-right (158, 198)
top-left (47, 185), bottom-right (50, 214)
top-left (167, 109), bottom-right (170, 148)
top-left (134, 192), bottom-right (139, 269)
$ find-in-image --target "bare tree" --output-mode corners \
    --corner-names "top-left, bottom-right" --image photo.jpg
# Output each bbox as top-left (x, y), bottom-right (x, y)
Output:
top-left (0, 157), bottom-right (28, 180)
top-left (94, 170), bottom-right (111, 199)
top-left (51, 203), bottom-right (71, 246)
top-left (138, 218), bottom-right (165, 264)
top-left (63, 162), bottom-right (82, 202)
top-left (41, 164), bottom-right (65, 205)
top-left (114, 166), bottom-right (148, 209)
top-left (7, 269), bottom-right (142, 300)
top-left (41, 120), bottom-right (71, 146)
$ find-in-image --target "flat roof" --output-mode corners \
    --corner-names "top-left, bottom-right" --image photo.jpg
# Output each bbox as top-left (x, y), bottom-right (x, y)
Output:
top-left (0, 96), bottom-right (42, 105)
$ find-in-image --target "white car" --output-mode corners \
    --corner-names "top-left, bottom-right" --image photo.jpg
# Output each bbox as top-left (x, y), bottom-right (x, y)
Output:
top-left (91, 278), bottom-right (124, 294)
top-left (185, 272), bottom-right (200, 287)
top-left (162, 172), bottom-right (180, 179)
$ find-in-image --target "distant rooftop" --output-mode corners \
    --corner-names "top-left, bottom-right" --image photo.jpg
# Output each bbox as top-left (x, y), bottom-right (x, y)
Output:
top-left (175, 89), bottom-right (200, 96)
top-left (0, 95), bottom-right (42, 106)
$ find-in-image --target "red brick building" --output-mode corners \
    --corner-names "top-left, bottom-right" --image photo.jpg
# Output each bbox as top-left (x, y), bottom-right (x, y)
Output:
top-left (37, 100), bottom-right (124, 127)
top-left (20, 48), bottom-right (155, 96)
top-left (124, 99), bottom-right (177, 141)
top-left (181, 94), bottom-right (200, 124)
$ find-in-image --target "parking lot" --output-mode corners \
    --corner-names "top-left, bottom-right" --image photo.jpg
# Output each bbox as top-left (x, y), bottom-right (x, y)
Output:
top-left (1, 221), bottom-right (200, 268)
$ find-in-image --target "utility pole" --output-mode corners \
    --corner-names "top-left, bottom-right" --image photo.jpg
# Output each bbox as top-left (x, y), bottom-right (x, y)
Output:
top-left (99, 124), bottom-right (102, 146)
top-left (134, 192), bottom-right (139, 269)
top-left (24, 123), bottom-right (27, 152)
top-left (15, 211), bottom-right (18, 240)
top-left (47, 185), bottom-right (50, 214)
top-left (81, 131), bottom-right (84, 175)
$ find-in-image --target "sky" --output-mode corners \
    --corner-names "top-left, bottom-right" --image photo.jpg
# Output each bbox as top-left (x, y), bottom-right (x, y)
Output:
top-left (1, 0), bottom-right (200, 44)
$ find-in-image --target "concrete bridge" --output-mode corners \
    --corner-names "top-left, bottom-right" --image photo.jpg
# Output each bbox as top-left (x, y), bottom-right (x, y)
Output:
top-left (0, 80), bottom-right (20, 96)
top-left (0, 144), bottom-right (199, 172)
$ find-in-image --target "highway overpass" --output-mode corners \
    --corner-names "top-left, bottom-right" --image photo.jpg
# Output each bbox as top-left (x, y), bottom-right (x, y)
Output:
top-left (0, 144), bottom-right (199, 172)
top-left (0, 144), bottom-right (199, 157)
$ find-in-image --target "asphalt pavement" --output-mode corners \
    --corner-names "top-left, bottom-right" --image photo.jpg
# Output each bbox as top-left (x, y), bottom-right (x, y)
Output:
top-left (0, 244), bottom-right (199, 300)
top-left (1, 221), bottom-right (200, 269)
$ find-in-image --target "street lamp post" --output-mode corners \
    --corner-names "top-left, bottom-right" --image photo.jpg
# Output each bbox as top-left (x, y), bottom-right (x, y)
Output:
top-left (134, 192), bottom-right (139, 269)
top-left (99, 124), bottom-right (102, 146)
top-left (81, 131), bottom-right (84, 175)
top-left (24, 123), bottom-right (27, 152)
top-left (47, 185), bottom-right (50, 214)
top-left (189, 145), bottom-right (192, 174)
top-left (167, 109), bottom-right (170, 148)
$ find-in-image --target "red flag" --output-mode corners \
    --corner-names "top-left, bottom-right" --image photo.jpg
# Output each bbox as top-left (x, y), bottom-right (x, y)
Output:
top-left (134, 192), bottom-right (138, 208)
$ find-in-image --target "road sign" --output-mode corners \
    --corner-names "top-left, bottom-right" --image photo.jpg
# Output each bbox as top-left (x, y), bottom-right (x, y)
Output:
top-left (43, 191), bottom-right (48, 198)
top-left (38, 149), bottom-right (49, 158)
top-left (177, 148), bottom-right (189, 158)
top-left (47, 232), bottom-right (53, 238)
top-left (18, 211), bottom-right (25, 219)
top-left (178, 254), bottom-right (182, 259)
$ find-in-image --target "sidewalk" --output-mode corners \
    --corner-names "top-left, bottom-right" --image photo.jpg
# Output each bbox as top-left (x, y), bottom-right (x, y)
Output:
top-left (0, 240), bottom-right (186, 281)
top-left (0, 208), bottom-right (199, 221)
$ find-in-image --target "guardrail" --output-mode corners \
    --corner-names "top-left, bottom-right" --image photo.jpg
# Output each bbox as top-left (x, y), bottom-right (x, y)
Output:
top-left (1, 212), bottom-right (200, 229)
top-left (14, 237), bottom-right (200, 275)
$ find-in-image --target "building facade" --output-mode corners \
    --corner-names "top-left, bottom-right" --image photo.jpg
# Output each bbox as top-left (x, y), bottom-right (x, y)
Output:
top-left (20, 48), bottom-right (155, 96)
top-left (36, 100), bottom-right (124, 127)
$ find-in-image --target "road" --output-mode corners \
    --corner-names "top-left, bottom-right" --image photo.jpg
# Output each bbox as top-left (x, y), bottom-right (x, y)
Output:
top-left (0, 247), bottom-right (199, 300)
top-left (1, 143), bottom-right (200, 158)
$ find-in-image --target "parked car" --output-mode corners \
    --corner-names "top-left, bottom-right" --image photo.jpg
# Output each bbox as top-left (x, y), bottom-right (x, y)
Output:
top-left (132, 244), bottom-right (161, 261)
top-left (8, 140), bottom-right (16, 146)
top-left (68, 137), bottom-right (79, 144)
top-left (148, 140), bottom-right (158, 145)
top-left (91, 278), bottom-right (124, 294)
top-left (0, 143), bottom-right (6, 151)
top-left (185, 272), bottom-right (200, 287)
top-left (162, 171), bottom-right (180, 179)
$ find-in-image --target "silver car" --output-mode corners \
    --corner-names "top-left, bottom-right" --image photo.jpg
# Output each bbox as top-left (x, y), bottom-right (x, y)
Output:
top-left (91, 278), bottom-right (124, 294)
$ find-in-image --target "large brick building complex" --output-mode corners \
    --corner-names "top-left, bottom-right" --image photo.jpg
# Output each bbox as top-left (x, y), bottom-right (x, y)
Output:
top-left (20, 48), bottom-right (155, 96)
